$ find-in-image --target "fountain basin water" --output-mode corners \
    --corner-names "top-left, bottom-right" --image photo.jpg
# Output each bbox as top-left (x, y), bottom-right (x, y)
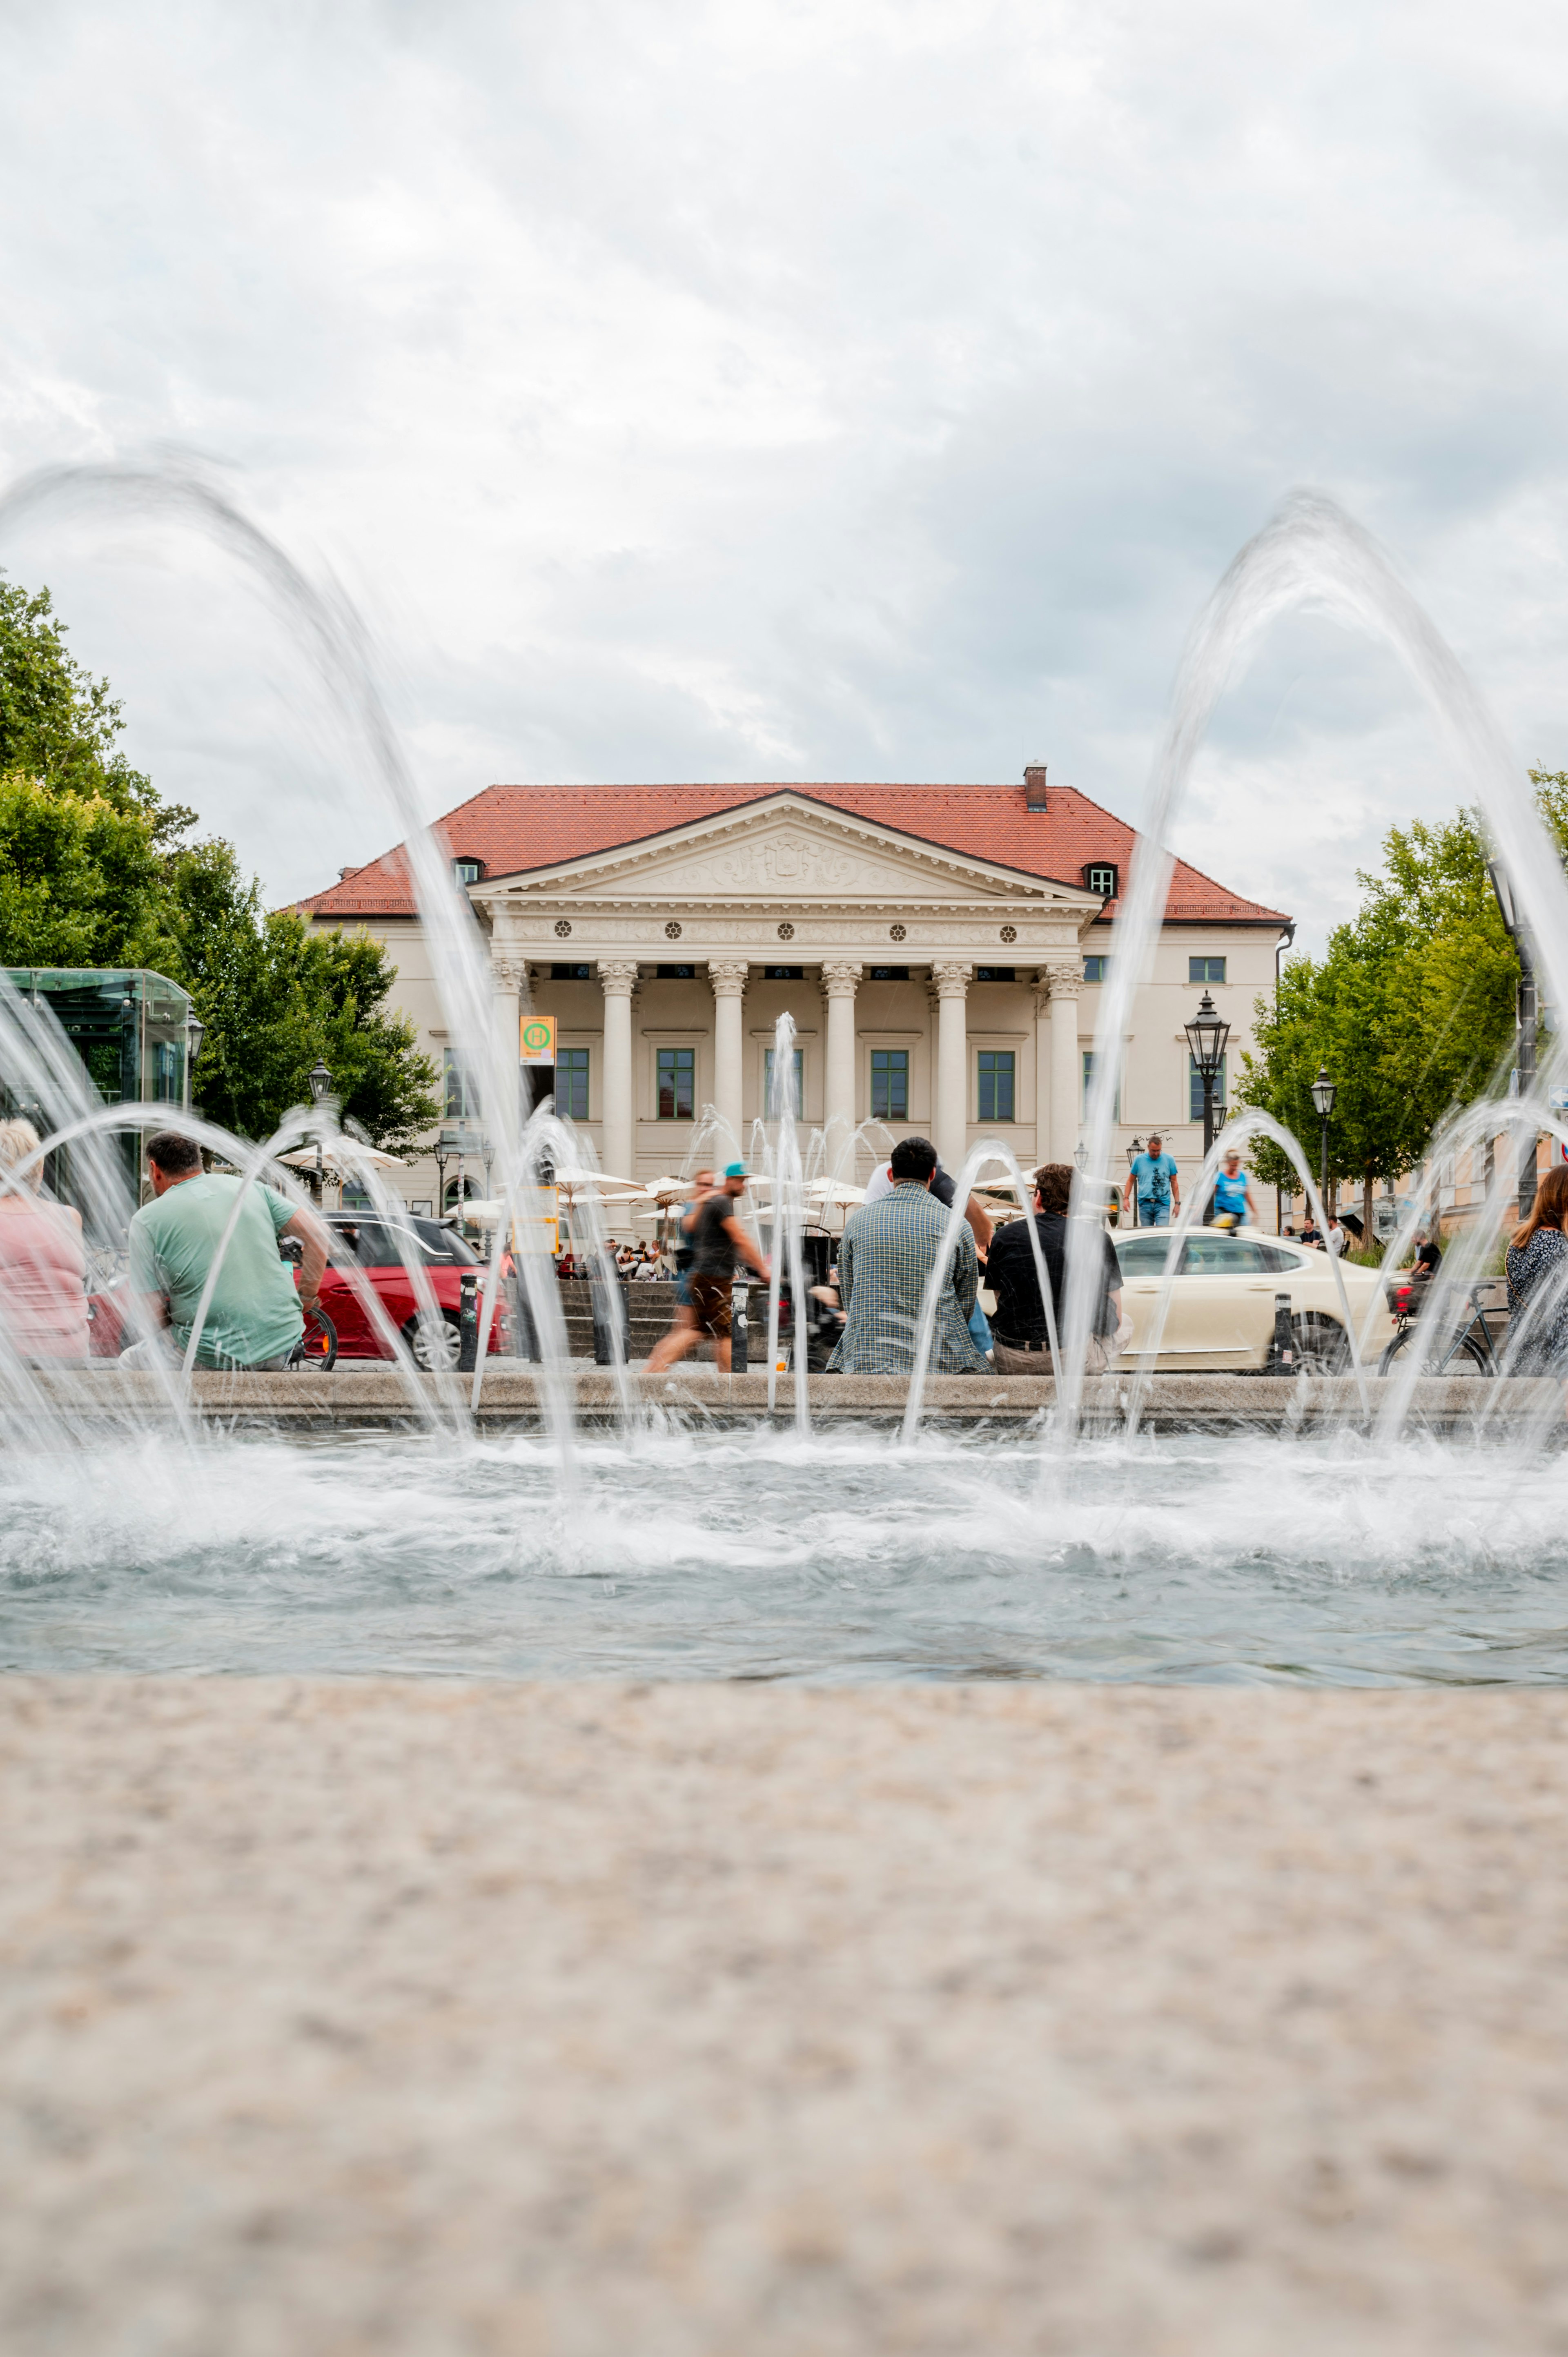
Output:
top-left (4, 1419), bottom-right (1568, 1686)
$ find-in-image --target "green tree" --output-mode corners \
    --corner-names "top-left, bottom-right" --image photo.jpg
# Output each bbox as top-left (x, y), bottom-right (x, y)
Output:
top-left (0, 769), bottom-right (182, 972)
top-left (167, 838), bottom-right (438, 1152)
top-left (1, 570), bottom-right (437, 1153)
top-left (1237, 802), bottom-right (1522, 1230)
top-left (0, 572), bottom-right (194, 842)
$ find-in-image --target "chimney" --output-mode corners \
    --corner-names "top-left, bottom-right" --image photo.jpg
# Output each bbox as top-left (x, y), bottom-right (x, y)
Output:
top-left (1023, 764), bottom-right (1048, 812)
top-left (338, 865), bottom-right (359, 880)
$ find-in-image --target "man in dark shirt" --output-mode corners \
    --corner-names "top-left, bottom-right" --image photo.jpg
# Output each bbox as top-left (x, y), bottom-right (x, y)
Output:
top-left (646, 1162), bottom-right (769, 1373)
top-left (986, 1162), bottom-right (1124, 1375)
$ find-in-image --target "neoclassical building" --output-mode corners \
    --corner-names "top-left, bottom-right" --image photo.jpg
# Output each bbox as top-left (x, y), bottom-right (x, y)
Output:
top-left (300, 768), bottom-right (1290, 1209)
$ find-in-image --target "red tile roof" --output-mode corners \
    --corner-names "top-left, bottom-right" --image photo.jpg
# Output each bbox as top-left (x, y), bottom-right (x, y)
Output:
top-left (298, 782), bottom-right (1290, 927)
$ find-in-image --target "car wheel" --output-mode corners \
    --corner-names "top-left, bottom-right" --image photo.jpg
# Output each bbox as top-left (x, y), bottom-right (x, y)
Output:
top-left (1292, 1312), bottom-right (1351, 1375)
top-left (404, 1310), bottom-right (461, 1372)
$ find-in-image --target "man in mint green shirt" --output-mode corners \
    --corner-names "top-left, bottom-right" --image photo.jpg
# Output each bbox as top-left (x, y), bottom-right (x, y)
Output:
top-left (124, 1129), bottom-right (329, 1370)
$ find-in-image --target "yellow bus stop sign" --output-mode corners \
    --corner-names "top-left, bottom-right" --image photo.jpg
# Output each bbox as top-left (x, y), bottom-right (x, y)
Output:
top-left (519, 1015), bottom-right (556, 1065)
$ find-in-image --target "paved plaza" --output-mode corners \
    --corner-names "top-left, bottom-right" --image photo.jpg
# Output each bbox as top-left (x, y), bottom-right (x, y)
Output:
top-left (2, 1677), bottom-right (1565, 2354)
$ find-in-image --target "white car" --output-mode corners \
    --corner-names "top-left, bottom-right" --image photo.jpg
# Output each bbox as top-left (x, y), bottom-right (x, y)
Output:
top-left (1111, 1225), bottom-right (1394, 1373)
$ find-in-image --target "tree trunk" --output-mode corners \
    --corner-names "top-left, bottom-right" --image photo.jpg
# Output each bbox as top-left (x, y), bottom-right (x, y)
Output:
top-left (1363, 1166), bottom-right (1374, 1251)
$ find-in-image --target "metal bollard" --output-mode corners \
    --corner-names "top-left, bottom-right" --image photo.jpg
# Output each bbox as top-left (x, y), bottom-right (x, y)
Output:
top-left (730, 1282), bottom-right (748, 1372)
top-left (452, 1282), bottom-right (476, 1376)
top-left (509, 1273), bottom-right (541, 1364)
top-left (457, 1271), bottom-right (479, 1372)
top-left (591, 1267), bottom-right (629, 1366)
top-left (1271, 1290), bottom-right (1296, 1374)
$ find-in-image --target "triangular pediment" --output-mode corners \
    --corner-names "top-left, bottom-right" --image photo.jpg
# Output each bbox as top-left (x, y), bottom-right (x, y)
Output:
top-left (479, 793), bottom-right (1098, 910)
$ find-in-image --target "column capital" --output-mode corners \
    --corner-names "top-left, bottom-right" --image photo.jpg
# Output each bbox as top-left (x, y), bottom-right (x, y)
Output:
top-left (1038, 961), bottom-right (1082, 1000)
top-left (490, 953), bottom-right (528, 993)
top-left (929, 960), bottom-right (973, 999)
top-left (707, 958), bottom-right (751, 997)
top-left (820, 960), bottom-right (862, 998)
top-left (597, 959), bottom-right (641, 997)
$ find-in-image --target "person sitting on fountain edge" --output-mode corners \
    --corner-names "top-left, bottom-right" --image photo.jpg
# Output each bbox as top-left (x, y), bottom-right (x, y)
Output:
top-left (121, 1129), bottom-right (331, 1371)
top-left (646, 1163), bottom-right (768, 1375)
top-left (826, 1136), bottom-right (989, 1378)
top-left (987, 1163), bottom-right (1127, 1375)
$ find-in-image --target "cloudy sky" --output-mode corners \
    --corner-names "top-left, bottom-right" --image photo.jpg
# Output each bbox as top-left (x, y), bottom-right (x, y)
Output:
top-left (3, 0), bottom-right (1566, 945)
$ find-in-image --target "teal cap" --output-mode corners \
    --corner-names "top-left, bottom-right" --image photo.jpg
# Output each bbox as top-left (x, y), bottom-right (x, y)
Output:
top-left (725, 1161), bottom-right (747, 1180)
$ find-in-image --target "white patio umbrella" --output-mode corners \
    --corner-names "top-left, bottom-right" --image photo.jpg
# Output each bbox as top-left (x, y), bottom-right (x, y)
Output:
top-left (276, 1143), bottom-right (406, 1170)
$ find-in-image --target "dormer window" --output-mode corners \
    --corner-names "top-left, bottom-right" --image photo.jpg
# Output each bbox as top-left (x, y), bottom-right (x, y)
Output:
top-left (452, 858), bottom-right (483, 887)
top-left (1085, 862), bottom-right (1117, 900)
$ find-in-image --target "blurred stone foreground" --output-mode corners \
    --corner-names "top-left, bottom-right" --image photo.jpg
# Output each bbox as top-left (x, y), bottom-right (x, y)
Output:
top-left (2, 1680), bottom-right (1564, 2357)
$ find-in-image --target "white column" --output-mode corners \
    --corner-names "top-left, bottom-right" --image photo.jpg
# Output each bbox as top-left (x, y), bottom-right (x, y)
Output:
top-left (488, 953), bottom-right (526, 1146)
top-left (1033, 974), bottom-right (1054, 1163)
top-left (1046, 962), bottom-right (1082, 1165)
top-left (708, 960), bottom-right (749, 1160)
top-left (930, 962), bottom-right (972, 1170)
top-left (820, 962), bottom-right (861, 1165)
top-left (597, 960), bottom-right (639, 1179)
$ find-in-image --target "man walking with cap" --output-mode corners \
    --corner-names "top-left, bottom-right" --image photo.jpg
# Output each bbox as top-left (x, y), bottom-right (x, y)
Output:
top-left (1124, 1133), bottom-right (1180, 1230)
top-left (646, 1163), bottom-right (769, 1374)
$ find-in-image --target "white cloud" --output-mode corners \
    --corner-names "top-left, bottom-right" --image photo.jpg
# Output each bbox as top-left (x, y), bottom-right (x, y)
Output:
top-left (2, 0), bottom-right (1566, 943)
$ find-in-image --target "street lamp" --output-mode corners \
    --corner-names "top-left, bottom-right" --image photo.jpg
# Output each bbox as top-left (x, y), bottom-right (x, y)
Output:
top-left (1488, 858), bottom-right (1539, 1221)
top-left (185, 1013), bottom-right (205, 1068)
top-left (1310, 1065), bottom-right (1335, 1216)
top-left (307, 1059), bottom-right (332, 1203)
top-left (1183, 990), bottom-right (1230, 1160)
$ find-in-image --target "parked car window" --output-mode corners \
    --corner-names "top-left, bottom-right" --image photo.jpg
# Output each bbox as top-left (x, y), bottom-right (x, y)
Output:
top-left (1180, 1236), bottom-right (1270, 1274)
top-left (413, 1219), bottom-right (481, 1265)
top-left (327, 1216), bottom-right (483, 1268)
top-left (1257, 1243), bottom-right (1301, 1273)
top-left (1114, 1236), bottom-right (1182, 1276)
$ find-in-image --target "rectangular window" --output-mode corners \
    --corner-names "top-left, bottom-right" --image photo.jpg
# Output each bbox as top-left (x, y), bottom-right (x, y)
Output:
top-left (657, 1046), bottom-right (695, 1120)
top-left (868, 966), bottom-right (909, 981)
top-left (1189, 956), bottom-right (1227, 985)
top-left (763, 1047), bottom-right (804, 1113)
top-left (654, 963), bottom-right (695, 978)
top-left (551, 962), bottom-right (590, 980)
top-left (763, 965), bottom-right (804, 980)
top-left (1083, 955), bottom-right (1109, 983)
top-left (974, 966), bottom-right (1016, 982)
top-left (557, 1046), bottom-right (590, 1120)
top-left (1086, 862), bottom-right (1118, 899)
top-left (869, 1048), bottom-right (908, 1121)
top-left (443, 1046), bottom-right (478, 1120)
top-left (154, 1039), bottom-right (183, 1103)
top-left (1189, 1052), bottom-right (1227, 1123)
top-left (1082, 1049), bottom-right (1120, 1122)
top-left (976, 1049), bottom-right (1015, 1122)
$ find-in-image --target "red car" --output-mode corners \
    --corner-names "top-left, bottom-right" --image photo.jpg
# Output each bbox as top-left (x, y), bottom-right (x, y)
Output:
top-left (89, 1213), bottom-right (513, 1371)
top-left (318, 1213), bottom-right (513, 1369)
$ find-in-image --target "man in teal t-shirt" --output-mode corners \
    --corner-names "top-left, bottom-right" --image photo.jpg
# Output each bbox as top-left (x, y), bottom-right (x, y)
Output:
top-left (1123, 1134), bottom-right (1181, 1228)
top-left (125, 1129), bottom-right (329, 1370)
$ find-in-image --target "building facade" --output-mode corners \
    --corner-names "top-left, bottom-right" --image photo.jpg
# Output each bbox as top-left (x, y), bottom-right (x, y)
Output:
top-left (299, 769), bottom-right (1291, 1210)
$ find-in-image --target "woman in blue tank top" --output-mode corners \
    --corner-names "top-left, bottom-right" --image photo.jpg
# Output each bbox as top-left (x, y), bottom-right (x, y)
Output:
top-left (1212, 1149), bottom-right (1258, 1228)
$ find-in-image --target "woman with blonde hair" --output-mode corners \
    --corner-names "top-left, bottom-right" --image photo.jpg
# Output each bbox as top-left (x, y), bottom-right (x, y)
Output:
top-left (0, 1117), bottom-right (90, 1362)
top-left (1504, 1163), bottom-right (1568, 1375)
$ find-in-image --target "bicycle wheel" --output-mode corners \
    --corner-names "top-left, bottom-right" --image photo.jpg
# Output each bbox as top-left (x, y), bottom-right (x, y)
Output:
top-left (1379, 1324), bottom-right (1488, 1378)
top-left (298, 1305), bottom-right (338, 1369)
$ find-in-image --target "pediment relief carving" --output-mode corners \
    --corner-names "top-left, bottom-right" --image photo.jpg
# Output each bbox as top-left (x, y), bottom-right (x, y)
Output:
top-left (492, 806), bottom-right (1076, 908)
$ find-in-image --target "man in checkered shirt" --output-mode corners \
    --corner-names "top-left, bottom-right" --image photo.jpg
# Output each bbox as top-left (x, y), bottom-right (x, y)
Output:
top-left (827, 1136), bottom-right (989, 1376)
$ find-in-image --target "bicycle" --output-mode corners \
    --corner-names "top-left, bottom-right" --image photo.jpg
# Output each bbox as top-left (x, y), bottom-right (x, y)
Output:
top-left (1378, 1279), bottom-right (1505, 1377)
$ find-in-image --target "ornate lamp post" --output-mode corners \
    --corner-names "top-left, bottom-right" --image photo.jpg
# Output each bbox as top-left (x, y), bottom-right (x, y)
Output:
top-left (1184, 990), bottom-right (1231, 1161)
top-left (1488, 859), bottom-right (1539, 1221)
top-left (1310, 1065), bottom-right (1335, 1219)
top-left (307, 1058), bottom-right (332, 1205)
